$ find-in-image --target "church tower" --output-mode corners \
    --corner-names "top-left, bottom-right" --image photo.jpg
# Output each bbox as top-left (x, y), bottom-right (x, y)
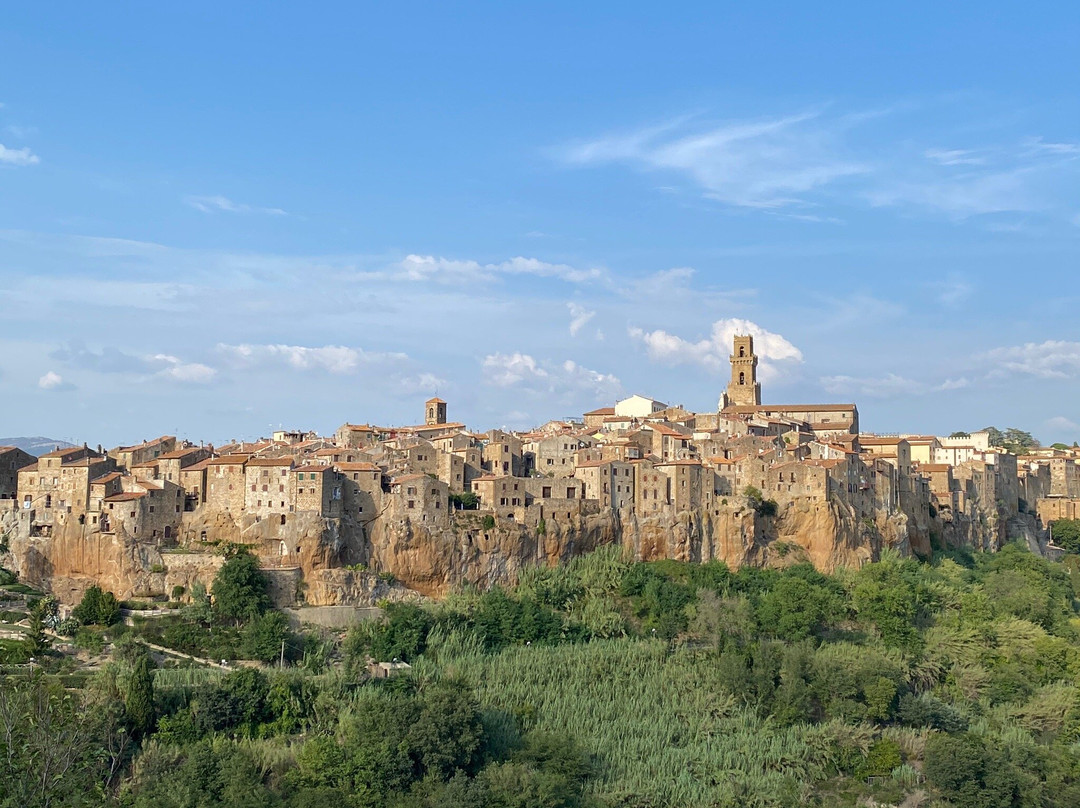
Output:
top-left (723, 335), bottom-right (761, 408)
top-left (425, 397), bottom-right (447, 426)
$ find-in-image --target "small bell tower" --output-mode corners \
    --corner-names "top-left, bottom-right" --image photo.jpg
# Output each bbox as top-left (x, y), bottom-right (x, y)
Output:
top-left (425, 397), bottom-right (447, 426)
top-left (723, 335), bottom-right (761, 407)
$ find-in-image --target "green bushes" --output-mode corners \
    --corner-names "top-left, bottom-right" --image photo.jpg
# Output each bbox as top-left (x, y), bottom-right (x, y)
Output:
top-left (72, 585), bottom-right (122, 626)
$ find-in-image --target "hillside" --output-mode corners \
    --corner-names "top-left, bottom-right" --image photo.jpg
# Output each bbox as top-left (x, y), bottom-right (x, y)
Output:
top-left (0, 436), bottom-right (78, 456)
top-left (4, 542), bottom-right (1080, 807)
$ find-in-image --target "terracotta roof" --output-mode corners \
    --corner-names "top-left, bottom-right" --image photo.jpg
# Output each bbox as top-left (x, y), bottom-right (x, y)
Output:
top-left (131, 460), bottom-right (159, 469)
top-left (246, 456), bottom-right (296, 467)
top-left (40, 446), bottom-right (87, 459)
top-left (645, 423), bottom-right (689, 438)
top-left (208, 454), bottom-right (250, 465)
top-left (584, 407), bottom-right (616, 416)
top-left (104, 491), bottom-right (147, 502)
top-left (292, 465), bottom-right (332, 474)
top-left (160, 447), bottom-right (203, 459)
top-left (919, 464), bottom-right (952, 472)
top-left (91, 472), bottom-right (123, 484)
top-left (17, 463), bottom-right (39, 473)
top-left (337, 461), bottom-right (380, 471)
top-left (182, 459), bottom-right (212, 471)
top-left (114, 435), bottom-right (173, 452)
top-left (655, 459), bottom-right (702, 466)
top-left (574, 459), bottom-right (608, 468)
top-left (425, 397), bottom-right (447, 404)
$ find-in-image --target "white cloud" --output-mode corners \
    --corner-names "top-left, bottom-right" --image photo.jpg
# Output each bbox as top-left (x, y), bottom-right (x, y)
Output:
top-left (481, 353), bottom-right (620, 397)
top-left (628, 318), bottom-right (802, 381)
top-left (819, 373), bottom-right (970, 399)
top-left (0, 143), bottom-right (39, 166)
top-left (148, 355), bottom-right (217, 384)
top-left (925, 148), bottom-right (985, 166)
top-left (185, 195), bottom-right (287, 216)
top-left (217, 343), bottom-right (407, 374)
top-left (562, 111), bottom-right (867, 209)
top-left (567, 302), bottom-right (596, 336)
top-left (982, 340), bottom-right (1080, 379)
top-left (1046, 416), bottom-right (1079, 434)
top-left (482, 352), bottom-right (549, 387)
top-left (392, 254), bottom-right (606, 285)
top-left (38, 371), bottom-right (67, 390)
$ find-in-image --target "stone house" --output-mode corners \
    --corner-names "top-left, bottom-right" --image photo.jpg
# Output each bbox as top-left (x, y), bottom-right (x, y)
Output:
top-left (157, 445), bottom-right (213, 486)
top-left (292, 465), bottom-right (342, 517)
top-left (654, 459), bottom-right (703, 512)
top-left (17, 446), bottom-right (116, 532)
top-left (634, 462), bottom-right (671, 514)
top-left (524, 433), bottom-right (595, 477)
top-left (334, 423), bottom-right (381, 449)
top-left (482, 430), bottom-right (523, 477)
top-left (388, 474), bottom-right (449, 526)
top-left (574, 459), bottom-right (634, 511)
top-left (245, 457), bottom-right (297, 520)
top-left (582, 406), bottom-right (615, 430)
top-left (0, 446), bottom-right (35, 500)
top-left (338, 462), bottom-right (383, 521)
top-left (204, 455), bottom-right (250, 514)
top-left (109, 436), bottom-right (177, 471)
top-left (641, 422), bottom-right (694, 461)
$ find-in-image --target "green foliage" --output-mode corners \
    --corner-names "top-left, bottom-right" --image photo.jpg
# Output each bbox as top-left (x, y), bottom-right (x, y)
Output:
top-left (482, 514), bottom-right (496, 530)
top-left (73, 584), bottom-right (122, 626)
top-left (450, 490), bottom-right (480, 510)
top-left (1051, 519), bottom-right (1080, 554)
top-left (241, 610), bottom-right (295, 663)
top-left (23, 596), bottom-right (51, 657)
top-left (126, 649), bottom-right (156, 736)
top-left (211, 547), bottom-right (270, 625)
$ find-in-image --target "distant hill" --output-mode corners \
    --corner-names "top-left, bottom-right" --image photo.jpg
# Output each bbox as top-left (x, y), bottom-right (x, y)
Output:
top-left (0, 437), bottom-right (79, 456)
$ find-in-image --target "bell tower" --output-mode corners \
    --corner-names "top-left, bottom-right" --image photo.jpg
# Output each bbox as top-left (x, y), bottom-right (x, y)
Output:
top-left (425, 397), bottom-right (447, 426)
top-left (723, 335), bottom-right (761, 408)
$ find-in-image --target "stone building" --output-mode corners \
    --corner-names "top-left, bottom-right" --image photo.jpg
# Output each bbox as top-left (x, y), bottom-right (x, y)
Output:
top-left (17, 446), bottom-right (116, 533)
top-left (0, 446), bottom-right (35, 500)
top-left (722, 334), bottom-right (761, 408)
top-left (482, 430), bottom-right (524, 477)
top-left (244, 456), bottom-right (297, 520)
top-left (109, 436), bottom-right (177, 471)
top-left (425, 397), bottom-right (448, 426)
top-left (293, 465), bottom-right (342, 517)
top-left (204, 455), bottom-right (250, 514)
top-left (574, 459), bottom-right (635, 511)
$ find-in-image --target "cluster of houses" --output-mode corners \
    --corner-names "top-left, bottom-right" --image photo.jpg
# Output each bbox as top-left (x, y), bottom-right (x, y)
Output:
top-left (2, 336), bottom-right (1078, 554)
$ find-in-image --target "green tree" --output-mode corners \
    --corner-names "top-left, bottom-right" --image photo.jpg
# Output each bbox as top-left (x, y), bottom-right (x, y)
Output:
top-left (241, 610), bottom-right (292, 662)
top-left (1051, 519), bottom-right (1080, 554)
top-left (125, 650), bottom-right (156, 736)
top-left (23, 597), bottom-right (51, 657)
top-left (72, 584), bottom-right (121, 626)
top-left (211, 547), bottom-right (270, 625)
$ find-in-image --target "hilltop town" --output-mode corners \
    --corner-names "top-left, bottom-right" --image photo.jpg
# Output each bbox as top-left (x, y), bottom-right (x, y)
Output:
top-left (1, 335), bottom-right (1076, 607)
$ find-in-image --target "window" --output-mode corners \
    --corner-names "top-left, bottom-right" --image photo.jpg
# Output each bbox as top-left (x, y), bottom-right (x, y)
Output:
top-left (407, 500), bottom-right (415, 509)
top-left (739, 372), bottom-right (745, 385)
top-left (567, 488), bottom-right (576, 499)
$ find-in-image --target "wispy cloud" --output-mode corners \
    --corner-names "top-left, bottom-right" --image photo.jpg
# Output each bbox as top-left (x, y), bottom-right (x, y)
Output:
top-left (184, 195), bottom-right (287, 216)
top-left (481, 352), bottom-right (621, 398)
top-left (216, 343), bottom-right (407, 374)
top-left (567, 302), bottom-right (596, 336)
top-left (560, 107), bottom-right (1080, 222)
top-left (0, 143), bottom-right (39, 166)
top-left (561, 110), bottom-right (867, 209)
top-left (389, 254), bottom-right (607, 285)
top-left (628, 318), bottom-right (802, 382)
top-left (50, 343), bottom-right (216, 384)
top-left (820, 373), bottom-right (969, 399)
top-left (981, 340), bottom-right (1080, 380)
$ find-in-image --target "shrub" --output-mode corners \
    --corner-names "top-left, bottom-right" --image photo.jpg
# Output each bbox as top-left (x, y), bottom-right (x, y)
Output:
top-left (72, 585), bottom-right (121, 626)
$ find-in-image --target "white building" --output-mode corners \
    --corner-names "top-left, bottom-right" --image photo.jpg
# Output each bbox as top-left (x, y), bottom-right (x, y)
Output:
top-left (614, 395), bottom-right (667, 419)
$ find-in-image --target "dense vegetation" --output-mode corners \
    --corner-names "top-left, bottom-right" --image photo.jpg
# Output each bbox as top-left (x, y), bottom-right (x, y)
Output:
top-left (6, 541), bottom-right (1080, 806)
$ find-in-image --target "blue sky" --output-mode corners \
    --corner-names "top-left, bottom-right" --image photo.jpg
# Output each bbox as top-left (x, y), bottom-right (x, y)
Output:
top-left (1, 2), bottom-right (1078, 447)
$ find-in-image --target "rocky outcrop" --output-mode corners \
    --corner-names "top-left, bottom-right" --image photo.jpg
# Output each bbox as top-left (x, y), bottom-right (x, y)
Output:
top-left (0, 492), bottom-right (989, 609)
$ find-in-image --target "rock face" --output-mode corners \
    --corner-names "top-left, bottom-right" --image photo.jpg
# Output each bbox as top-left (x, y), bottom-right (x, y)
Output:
top-left (0, 494), bottom-right (1023, 607)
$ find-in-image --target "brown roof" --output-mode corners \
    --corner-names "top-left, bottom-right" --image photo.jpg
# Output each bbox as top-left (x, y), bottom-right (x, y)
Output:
top-left (246, 456), bottom-right (296, 467)
top-left (726, 404), bottom-right (857, 414)
top-left (40, 446), bottom-right (87, 459)
top-left (182, 459), bottom-right (213, 471)
top-left (207, 454), bottom-right (249, 465)
top-left (919, 464), bottom-right (952, 472)
top-left (584, 406), bottom-right (616, 416)
top-left (17, 462), bottom-right (39, 473)
top-left (292, 465), bottom-right (332, 474)
top-left (425, 397), bottom-right (447, 404)
top-left (104, 491), bottom-right (147, 502)
top-left (131, 460), bottom-right (159, 469)
top-left (337, 462), bottom-right (380, 471)
top-left (91, 472), bottom-right (123, 484)
top-left (160, 447), bottom-right (203, 459)
top-left (655, 459), bottom-right (702, 466)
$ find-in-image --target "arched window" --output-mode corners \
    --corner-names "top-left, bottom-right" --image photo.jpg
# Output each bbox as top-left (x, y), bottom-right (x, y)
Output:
top-left (739, 345), bottom-right (746, 357)
top-left (428, 408), bottom-right (434, 418)
top-left (739, 371), bottom-right (745, 385)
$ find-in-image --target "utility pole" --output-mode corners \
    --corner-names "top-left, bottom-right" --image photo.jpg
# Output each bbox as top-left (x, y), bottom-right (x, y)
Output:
top-left (280, 639), bottom-right (285, 670)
